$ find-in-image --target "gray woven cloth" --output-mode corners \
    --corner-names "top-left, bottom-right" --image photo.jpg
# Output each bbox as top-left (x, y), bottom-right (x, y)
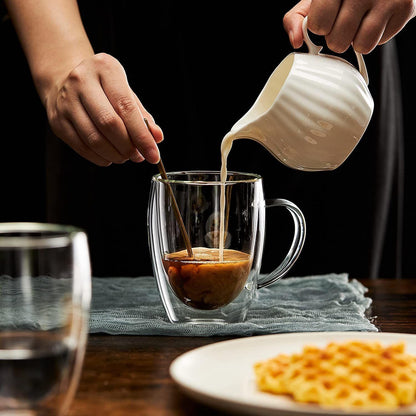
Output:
top-left (89, 273), bottom-right (377, 336)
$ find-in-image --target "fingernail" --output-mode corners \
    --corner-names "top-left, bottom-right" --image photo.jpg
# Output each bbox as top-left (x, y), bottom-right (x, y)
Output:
top-left (130, 154), bottom-right (144, 163)
top-left (149, 147), bottom-right (160, 164)
top-left (158, 128), bottom-right (164, 143)
top-left (289, 31), bottom-right (295, 47)
top-left (128, 148), bottom-right (144, 163)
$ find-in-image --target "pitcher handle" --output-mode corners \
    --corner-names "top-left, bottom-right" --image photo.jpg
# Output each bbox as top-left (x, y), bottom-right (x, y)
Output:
top-left (257, 199), bottom-right (306, 289)
top-left (302, 16), bottom-right (369, 85)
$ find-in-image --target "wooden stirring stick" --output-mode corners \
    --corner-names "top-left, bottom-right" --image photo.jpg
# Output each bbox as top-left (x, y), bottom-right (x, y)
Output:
top-left (144, 118), bottom-right (193, 258)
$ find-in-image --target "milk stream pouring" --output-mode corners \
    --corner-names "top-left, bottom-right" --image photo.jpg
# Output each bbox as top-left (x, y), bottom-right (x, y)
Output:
top-left (218, 17), bottom-right (374, 259)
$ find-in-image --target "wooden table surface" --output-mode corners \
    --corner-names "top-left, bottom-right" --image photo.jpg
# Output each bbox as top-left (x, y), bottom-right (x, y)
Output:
top-left (68, 279), bottom-right (416, 416)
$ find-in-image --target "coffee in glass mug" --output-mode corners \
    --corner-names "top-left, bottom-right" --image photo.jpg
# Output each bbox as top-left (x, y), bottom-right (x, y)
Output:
top-left (148, 171), bottom-right (306, 324)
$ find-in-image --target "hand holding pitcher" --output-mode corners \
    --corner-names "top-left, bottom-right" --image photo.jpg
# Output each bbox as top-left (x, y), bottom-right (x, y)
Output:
top-left (224, 16), bottom-right (374, 171)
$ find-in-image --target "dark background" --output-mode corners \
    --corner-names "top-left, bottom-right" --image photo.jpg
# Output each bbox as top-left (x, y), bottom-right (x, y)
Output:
top-left (0, 1), bottom-right (415, 278)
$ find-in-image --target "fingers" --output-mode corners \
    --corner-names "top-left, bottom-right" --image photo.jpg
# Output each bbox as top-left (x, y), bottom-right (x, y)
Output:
top-left (319, 1), bottom-right (370, 53)
top-left (79, 82), bottom-right (140, 163)
top-left (97, 58), bottom-right (160, 164)
top-left (375, 0), bottom-right (416, 45)
top-left (283, 0), bottom-right (416, 54)
top-left (307, 0), bottom-right (342, 36)
top-left (134, 94), bottom-right (164, 144)
top-left (54, 118), bottom-right (112, 166)
top-left (352, 10), bottom-right (387, 53)
top-left (283, 0), bottom-right (312, 48)
top-left (70, 101), bottom-right (127, 164)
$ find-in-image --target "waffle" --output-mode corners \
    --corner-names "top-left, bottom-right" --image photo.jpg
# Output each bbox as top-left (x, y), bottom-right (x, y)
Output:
top-left (254, 340), bottom-right (416, 410)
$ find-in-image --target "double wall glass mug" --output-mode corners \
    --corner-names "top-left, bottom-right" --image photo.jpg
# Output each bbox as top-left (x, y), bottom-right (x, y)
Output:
top-left (0, 223), bottom-right (91, 415)
top-left (148, 171), bottom-right (306, 324)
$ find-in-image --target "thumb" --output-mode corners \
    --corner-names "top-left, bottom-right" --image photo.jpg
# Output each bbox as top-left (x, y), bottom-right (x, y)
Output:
top-left (283, 0), bottom-right (312, 49)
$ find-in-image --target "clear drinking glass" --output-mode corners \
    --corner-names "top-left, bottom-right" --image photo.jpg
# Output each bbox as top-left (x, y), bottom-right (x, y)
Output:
top-left (0, 223), bottom-right (91, 415)
top-left (148, 171), bottom-right (306, 324)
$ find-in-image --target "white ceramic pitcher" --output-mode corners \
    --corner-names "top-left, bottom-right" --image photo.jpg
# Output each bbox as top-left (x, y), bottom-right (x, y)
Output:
top-left (223, 17), bottom-right (374, 171)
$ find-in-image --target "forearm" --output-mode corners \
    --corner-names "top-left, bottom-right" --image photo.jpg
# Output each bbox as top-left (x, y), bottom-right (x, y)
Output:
top-left (4, 0), bottom-right (94, 103)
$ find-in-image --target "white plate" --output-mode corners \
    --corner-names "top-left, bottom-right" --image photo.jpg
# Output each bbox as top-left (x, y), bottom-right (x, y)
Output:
top-left (170, 332), bottom-right (416, 416)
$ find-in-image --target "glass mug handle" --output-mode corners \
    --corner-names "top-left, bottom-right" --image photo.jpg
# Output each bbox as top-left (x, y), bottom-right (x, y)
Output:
top-left (257, 198), bottom-right (306, 289)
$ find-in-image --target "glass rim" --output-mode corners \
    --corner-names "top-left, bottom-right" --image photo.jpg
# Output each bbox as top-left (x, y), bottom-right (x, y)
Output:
top-left (152, 170), bottom-right (262, 185)
top-left (0, 222), bottom-right (85, 249)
